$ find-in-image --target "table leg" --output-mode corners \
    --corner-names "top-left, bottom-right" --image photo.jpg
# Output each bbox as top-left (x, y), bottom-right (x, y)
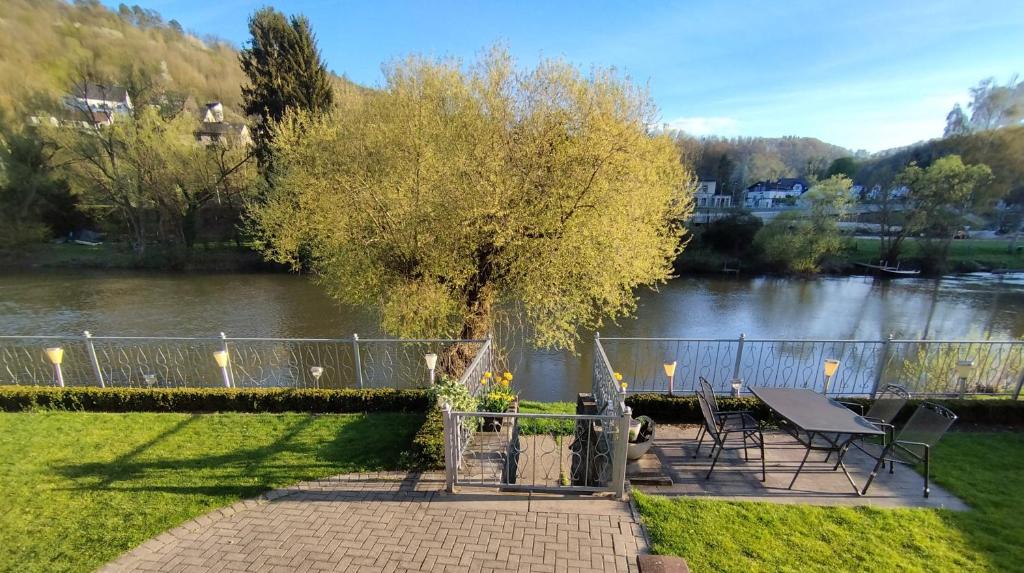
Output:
top-left (788, 431), bottom-right (815, 490)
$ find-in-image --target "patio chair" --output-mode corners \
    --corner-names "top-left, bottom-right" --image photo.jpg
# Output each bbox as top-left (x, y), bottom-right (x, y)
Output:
top-left (694, 376), bottom-right (759, 457)
top-left (860, 402), bottom-right (958, 497)
top-left (826, 384), bottom-right (911, 464)
top-left (696, 390), bottom-right (766, 481)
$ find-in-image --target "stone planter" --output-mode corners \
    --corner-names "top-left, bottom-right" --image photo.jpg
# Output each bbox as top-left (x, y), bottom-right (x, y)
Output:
top-left (480, 399), bottom-right (518, 432)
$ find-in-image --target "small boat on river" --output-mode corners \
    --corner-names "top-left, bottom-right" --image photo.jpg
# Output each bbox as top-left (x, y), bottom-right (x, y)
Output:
top-left (855, 261), bottom-right (922, 277)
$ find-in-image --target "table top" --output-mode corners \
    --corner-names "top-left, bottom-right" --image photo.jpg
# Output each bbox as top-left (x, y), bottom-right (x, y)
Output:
top-left (749, 387), bottom-right (885, 436)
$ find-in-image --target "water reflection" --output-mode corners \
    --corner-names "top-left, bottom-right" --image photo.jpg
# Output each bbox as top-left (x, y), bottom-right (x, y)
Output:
top-left (2, 270), bottom-right (1023, 400)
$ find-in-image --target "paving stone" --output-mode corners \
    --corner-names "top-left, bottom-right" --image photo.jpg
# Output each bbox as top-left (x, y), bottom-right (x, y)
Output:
top-left (100, 471), bottom-right (645, 572)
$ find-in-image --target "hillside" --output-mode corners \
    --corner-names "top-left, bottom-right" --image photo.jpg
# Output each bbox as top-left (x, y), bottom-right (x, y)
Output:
top-left (0, 1), bottom-right (252, 117)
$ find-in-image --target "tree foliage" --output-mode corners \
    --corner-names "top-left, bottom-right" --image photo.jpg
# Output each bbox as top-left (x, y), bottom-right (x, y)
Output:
top-left (754, 175), bottom-right (853, 273)
top-left (45, 106), bottom-right (255, 253)
top-left (250, 49), bottom-right (691, 350)
top-left (240, 8), bottom-right (334, 170)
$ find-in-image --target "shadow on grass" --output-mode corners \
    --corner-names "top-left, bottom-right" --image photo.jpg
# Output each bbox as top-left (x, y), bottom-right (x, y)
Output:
top-left (52, 414), bottom-right (414, 499)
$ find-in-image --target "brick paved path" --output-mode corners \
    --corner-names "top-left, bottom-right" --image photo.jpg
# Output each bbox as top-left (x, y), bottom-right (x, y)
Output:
top-left (101, 471), bottom-right (646, 573)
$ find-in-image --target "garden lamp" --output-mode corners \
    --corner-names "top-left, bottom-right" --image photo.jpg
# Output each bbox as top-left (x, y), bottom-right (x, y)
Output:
top-left (731, 378), bottom-right (743, 398)
top-left (310, 366), bottom-right (324, 389)
top-left (143, 373), bottom-right (157, 388)
top-left (424, 352), bottom-right (438, 385)
top-left (213, 350), bottom-right (231, 388)
top-left (45, 347), bottom-right (65, 388)
top-left (955, 358), bottom-right (976, 398)
top-left (663, 361), bottom-right (677, 396)
top-left (822, 359), bottom-right (840, 394)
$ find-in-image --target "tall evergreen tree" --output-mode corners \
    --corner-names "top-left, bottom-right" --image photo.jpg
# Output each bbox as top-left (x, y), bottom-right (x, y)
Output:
top-left (239, 8), bottom-right (333, 170)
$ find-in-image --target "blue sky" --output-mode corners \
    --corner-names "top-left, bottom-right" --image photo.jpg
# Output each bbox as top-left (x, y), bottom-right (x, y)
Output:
top-left (111, 0), bottom-right (1024, 152)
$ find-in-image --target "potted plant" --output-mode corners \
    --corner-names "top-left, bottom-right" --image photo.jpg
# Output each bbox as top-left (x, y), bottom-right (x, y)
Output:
top-left (478, 371), bottom-right (518, 431)
top-left (430, 374), bottom-right (475, 412)
top-left (627, 415), bottom-right (656, 460)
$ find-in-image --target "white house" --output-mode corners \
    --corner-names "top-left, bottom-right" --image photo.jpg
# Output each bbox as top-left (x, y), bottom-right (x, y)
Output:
top-left (194, 101), bottom-right (252, 146)
top-left (694, 180), bottom-right (733, 209)
top-left (743, 178), bottom-right (809, 208)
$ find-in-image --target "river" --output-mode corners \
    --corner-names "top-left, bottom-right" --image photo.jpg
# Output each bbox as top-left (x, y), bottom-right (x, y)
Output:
top-left (2, 270), bottom-right (1023, 400)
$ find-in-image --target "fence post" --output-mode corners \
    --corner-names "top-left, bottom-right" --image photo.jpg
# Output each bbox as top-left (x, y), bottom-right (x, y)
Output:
top-left (441, 402), bottom-right (456, 493)
top-left (352, 333), bottom-right (364, 389)
top-left (732, 333), bottom-right (746, 381)
top-left (1013, 369), bottom-right (1024, 401)
top-left (83, 331), bottom-right (105, 388)
top-left (871, 333), bottom-right (894, 398)
top-left (220, 332), bottom-right (235, 388)
top-left (611, 405), bottom-right (632, 500)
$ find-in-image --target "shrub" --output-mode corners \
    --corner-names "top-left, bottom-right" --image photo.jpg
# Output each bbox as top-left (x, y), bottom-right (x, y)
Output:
top-left (0, 386), bottom-right (431, 413)
top-left (406, 407), bottom-right (445, 469)
top-left (430, 374), bottom-right (475, 412)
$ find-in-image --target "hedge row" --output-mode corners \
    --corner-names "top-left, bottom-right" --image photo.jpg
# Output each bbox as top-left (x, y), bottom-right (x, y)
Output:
top-left (0, 386), bottom-right (432, 414)
top-left (407, 407), bottom-right (446, 470)
top-left (625, 393), bottom-right (1024, 428)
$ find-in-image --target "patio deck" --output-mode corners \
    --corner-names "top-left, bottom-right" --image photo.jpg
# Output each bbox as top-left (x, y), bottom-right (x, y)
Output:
top-left (637, 424), bottom-right (968, 510)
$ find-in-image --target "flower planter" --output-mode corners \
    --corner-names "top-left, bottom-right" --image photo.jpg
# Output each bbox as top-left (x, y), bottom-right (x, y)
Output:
top-left (480, 399), bottom-right (518, 432)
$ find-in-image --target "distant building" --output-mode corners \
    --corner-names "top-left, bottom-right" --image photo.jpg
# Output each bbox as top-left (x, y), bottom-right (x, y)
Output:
top-left (743, 178), bottom-right (809, 208)
top-left (64, 82), bottom-right (134, 126)
top-left (194, 101), bottom-right (251, 146)
top-left (694, 180), bottom-right (733, 209)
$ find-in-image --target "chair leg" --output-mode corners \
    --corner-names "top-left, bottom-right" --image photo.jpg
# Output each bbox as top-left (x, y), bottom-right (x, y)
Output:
top-left (743, 433), bottom-right (749, 461)
top-left (758, 432), bottom-right (766, 482)
top-left (923, 446), bottom-right (930, 498)
top-left (707, 442), bottom-right (723, 480)
top-left (694, 425), bottom-right (706, 458)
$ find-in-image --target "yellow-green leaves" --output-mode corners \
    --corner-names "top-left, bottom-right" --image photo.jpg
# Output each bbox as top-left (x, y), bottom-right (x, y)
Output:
top-left (251, 48), bottom-right (692, 350)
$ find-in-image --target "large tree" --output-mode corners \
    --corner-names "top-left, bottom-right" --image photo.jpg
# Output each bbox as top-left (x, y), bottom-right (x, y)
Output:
top-left (239, 8), bottom-right (334, 171)
top-left (754, 175), bottom-right (853, 273)
top-left (251, 50), bottom-right (692, 350)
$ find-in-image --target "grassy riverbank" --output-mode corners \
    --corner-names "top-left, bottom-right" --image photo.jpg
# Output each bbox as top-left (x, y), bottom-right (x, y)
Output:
top-left (635, 431), bottom-right (1024, 572)
top-left (0, 242), bottom-right (280, 273)
top-left (0, 411), bottom-right (421, 573)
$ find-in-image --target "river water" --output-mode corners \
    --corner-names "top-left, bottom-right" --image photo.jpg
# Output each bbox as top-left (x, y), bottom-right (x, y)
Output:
top-left (2, 270), bottom-right (1023, 400)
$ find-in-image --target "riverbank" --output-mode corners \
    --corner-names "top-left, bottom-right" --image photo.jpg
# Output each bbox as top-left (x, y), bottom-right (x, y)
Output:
top-left (675, 237), bottom-right (1024, 277)
top-left (0, 242), bottom-right (284, 273)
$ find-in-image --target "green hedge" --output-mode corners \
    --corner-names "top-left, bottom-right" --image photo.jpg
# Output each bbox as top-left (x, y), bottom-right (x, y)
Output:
top-left (625, 393), bottom-right (1024, 428)
top-left (0, 386), bottom-right (432, 414)
top-left (407, 407), bottom-right (445, 469)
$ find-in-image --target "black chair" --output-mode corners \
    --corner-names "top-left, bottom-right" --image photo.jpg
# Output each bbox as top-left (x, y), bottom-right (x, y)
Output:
top-left (696, 390), bottom-right (766, 481)
top-left (694, 376), bottom-right (759, 457)
top-left (860, 402), bottom-right (958, 497)
top-left (839, 384), bottom-right (910, 446)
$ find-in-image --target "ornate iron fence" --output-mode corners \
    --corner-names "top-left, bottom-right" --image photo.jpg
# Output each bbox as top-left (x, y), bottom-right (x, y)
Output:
top-left (0, 332), bottom-right (487, 390)
top-left (598, 334), bottom-right (1024, 398)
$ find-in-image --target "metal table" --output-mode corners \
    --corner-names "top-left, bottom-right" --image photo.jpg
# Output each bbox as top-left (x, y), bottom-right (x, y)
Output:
top-left (749, 387), bottom-right (885, 495)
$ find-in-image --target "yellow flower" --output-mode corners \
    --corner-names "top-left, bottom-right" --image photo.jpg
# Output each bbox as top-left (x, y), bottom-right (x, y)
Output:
top-left (613, 372), bottom-right (623, 381)
top-left (621, 382), bottom-right (629, 391)
top-left (481, 377), bottom-right (488, 384)
top-left (484, 371), bottom-right (493, 378)
top-left (503, 372), bottom-right (513, 381)
top-left (501, 379), bottom-right (510, 387)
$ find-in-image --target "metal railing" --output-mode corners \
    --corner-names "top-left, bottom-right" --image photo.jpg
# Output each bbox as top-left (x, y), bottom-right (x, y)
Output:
top-left (0, 332), bottom-right (488, 390)
top-left (442, 409), bottom-right (625, 495)
top-left (597, 334), bottom-right (1024, 398)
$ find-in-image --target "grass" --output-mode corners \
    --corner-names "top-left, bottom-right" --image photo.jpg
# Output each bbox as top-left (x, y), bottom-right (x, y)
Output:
top-left (518, 400), bottom-right (576, 435)
top-left (848, 237), bottom-right (1024, 269)
top-left (0, 411), bottom-right (421, 573)
top-left (634, 431), bottom-right (1024, 572)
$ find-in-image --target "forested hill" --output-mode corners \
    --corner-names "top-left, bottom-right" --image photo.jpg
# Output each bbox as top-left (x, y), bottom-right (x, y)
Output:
top-left (0, 0), bottom-right (249, 116)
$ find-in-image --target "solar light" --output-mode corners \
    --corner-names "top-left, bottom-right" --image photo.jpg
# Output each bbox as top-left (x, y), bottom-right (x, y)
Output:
top-left (822, 359), bottom-right (840, 394)
top-left (663, 361), bottom-right (677, 396)
top-left (45, 347), bottom-right (65, 388)
top-left (424, 353), bottom-right (438, 385)
top-left (731, 379), bottom-right (743, 398)
top-left (310, 366), bottom-right (324, 389)
top-left (956, 359), bottom-right (976, 398)
top-left (213, 350), bottom-right (231, 388)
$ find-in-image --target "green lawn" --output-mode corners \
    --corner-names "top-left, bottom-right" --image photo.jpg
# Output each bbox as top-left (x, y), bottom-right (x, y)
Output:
top-left (635, 432), bottom-right (1024, 572)
top-left (848, 237), bottom-right (1024, 269)
top-left (0, 411), bottom-right (421, 573)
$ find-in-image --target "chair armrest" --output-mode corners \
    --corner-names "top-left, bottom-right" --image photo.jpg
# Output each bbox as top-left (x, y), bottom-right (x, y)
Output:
top-left (837, 401), bottom-right (865, 415)
top-left (716, 410), bottom-right (756, 418)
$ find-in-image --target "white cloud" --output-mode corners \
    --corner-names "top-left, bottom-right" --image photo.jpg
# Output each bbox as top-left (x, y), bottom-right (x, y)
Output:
top-left (661, 116), bottom-right (739, 136)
